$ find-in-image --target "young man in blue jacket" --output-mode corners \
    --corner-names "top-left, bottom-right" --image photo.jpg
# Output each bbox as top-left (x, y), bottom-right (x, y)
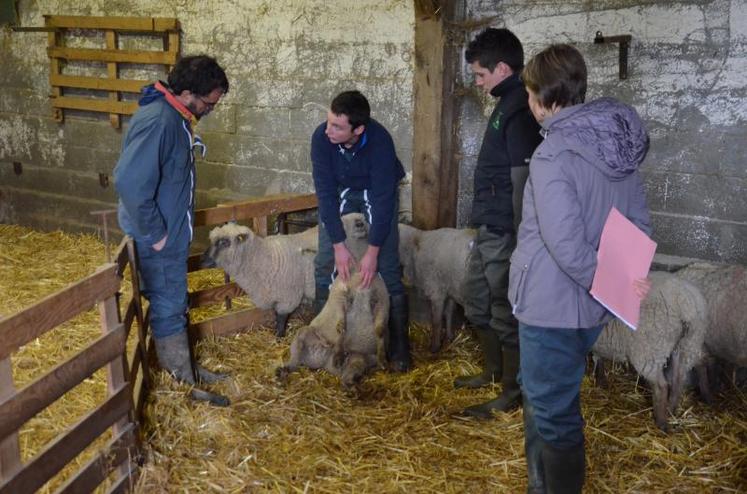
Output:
top-left (114, 55), bottom-right (229, 389)
top-left (311, 90), bottom-right (411, 372)
top-left (454, 29), bottom-right (543, 417)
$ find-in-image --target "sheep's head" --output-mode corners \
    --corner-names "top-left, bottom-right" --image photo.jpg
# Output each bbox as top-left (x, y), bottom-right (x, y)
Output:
top-left (341, 212), bottom-right (368, 240)
top-left (202, 223), bottom-right (254, 270)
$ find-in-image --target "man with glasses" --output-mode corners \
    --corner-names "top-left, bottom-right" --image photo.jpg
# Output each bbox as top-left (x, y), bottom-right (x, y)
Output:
top-left (454, 29), bottom-right (542, 418)
top-left (114, 55), bottom-right (229, 396)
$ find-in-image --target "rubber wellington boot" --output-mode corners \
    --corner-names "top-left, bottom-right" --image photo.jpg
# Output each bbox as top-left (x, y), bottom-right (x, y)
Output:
top-left (462, 346), bottom-right (522, 418)
top-left (541, 441), bottom-right (585, 494)
top-left (387, 294), bottom-right (412, 372)
top-left (523, 398), bottom-right (546, 493)
top-left (454, 326), bottom-right (502, 389)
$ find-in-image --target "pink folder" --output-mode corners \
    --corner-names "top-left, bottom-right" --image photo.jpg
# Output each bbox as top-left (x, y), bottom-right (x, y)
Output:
top-left (590, 207), bottom-right (657, 330)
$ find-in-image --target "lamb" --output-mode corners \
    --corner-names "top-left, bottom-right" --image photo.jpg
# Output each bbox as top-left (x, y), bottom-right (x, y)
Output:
top-left (592, 271), bottom-right (707, 431)
top-left (675, 262), bottom-right (747, 391)
top-left (275, 270), bottom-right (389, 391)
top-left (203, 213), bottom-right (368, 337)
top-left (398, 223), bottom-right (475, 352)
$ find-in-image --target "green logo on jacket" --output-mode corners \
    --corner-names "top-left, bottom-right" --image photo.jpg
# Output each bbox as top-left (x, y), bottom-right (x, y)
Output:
top-left (491, 111), bottom-right (503, 130)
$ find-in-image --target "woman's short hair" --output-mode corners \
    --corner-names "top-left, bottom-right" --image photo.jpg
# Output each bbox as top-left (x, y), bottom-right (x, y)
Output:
top-left (522, 44), bottom-right (587, 108)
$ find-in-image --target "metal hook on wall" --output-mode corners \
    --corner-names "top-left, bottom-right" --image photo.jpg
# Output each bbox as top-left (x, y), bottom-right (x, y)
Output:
top-left (594, 31), bottom-right (632, 80)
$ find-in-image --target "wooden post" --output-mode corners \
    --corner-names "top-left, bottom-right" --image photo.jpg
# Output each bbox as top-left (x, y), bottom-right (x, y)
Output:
top-left (45, 18), bottom-right (63, 123)
top-left (125, 240), bottom-right (150, 391)
top-left (105, 30), bottom-right (121, 129)
top-left (412, 0), bottom-right (463, 230)
top-left (98, 296), bottom-right (129, 433)
top-left (0, 358), bottom-right (21, 481)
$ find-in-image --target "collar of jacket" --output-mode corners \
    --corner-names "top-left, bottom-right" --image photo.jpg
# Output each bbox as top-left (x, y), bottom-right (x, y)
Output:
top-left (540, 103), bottom-right (584, 132)
top-left (490, 72), bottom-right (523, 98)
top-left (154, 81), bottom-right (198, 129)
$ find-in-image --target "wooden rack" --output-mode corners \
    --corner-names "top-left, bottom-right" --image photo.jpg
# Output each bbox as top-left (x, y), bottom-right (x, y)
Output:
top-left (45, 15), bottom-right (180, 128)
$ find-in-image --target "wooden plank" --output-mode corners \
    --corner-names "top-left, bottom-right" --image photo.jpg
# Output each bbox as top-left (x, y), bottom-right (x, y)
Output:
top-left (187, 253), bottom-right (204, 273)
top-left (189, 283), bottom-right (245, 308)
top-left (252, 216), bottom-right (268, 237)
top-left (99, 297), bottom-right (129, 439)
top-left (47, 24), bottom-right (63, 122)
top-left (0, 359), bottom-right (20, 482)
top-left (0, 384), bottom-right (130, 494)
top-left (51, 96), bottom-right (139, 115)
top-left (51, 73), bottom-right (149, 94)
top-left (45, 15), bottom-right (178, 32)
top-left (125, 240), bottom-right (150, 391)
top-left (114, 237), bottom-right (131, 278)
top-left (106, 469), bottom-right (136, 494)
top-left (190, 308), bottom-right (275, 339)
top-left (0, 264), bottom-right (120, 361)
top-left (194, 193), bottom-right (318, 227)
top-left (48, 47), bottom-right (177, 65)
top-left (54, 423), bottom-right (137, 494)
top-left (0, 325), bottom-right (126, 442)
top-left (106, 30), bottom-right (121, 129)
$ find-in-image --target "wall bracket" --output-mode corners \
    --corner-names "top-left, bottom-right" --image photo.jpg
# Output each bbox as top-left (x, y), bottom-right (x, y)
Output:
top-left (594, 31), bottom-right (632, 80)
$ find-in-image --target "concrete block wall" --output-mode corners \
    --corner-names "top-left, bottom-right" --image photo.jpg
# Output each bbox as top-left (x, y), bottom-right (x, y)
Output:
top-left (0, 0), bottom-right (415, 235)
top-left (459, 0), bottom-right (747, 263)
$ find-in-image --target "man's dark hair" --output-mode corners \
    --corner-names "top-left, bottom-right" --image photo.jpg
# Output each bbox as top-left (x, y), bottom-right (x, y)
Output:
top-left (465, 28), bottom-right (524, 72)
top-left (522, 44), bottom-right (587, 108)
top-left (167, 55), bottom-right (229, 96)
top-left (330, 90), bottom-right (371, 129)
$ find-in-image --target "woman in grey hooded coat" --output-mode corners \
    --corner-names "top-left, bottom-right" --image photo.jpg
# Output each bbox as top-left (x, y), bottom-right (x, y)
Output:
top-left (508, 44), bottom-right (652, 493)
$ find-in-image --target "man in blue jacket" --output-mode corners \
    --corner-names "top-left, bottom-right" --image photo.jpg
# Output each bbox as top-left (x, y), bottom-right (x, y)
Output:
top-left (311, 90), bottom-right (410, 372)
top-left (114, 55), bottom-right (229, 390)
top-left (454, 29), bottom-right (543, 417)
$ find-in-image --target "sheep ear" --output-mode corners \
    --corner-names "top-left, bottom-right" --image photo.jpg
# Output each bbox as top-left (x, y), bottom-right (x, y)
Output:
top-left (236, 233), bottom-right (248, 243)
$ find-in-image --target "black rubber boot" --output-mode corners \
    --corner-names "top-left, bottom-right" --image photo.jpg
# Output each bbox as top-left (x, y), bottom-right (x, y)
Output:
top-left (454, 326), bottom-right (502, 389)
top-left (541, 441), bottom-right (585, 494)
top-left (313, 284), bottom-right (329, 316)
top-left (154, 331), bottom-right (230, 406)
top-left (523, 398), bottom-right (546, 494)
top-left (462, 346), bottom-right (522, 418)
top-left (387, 294), bottom-right (412, 372)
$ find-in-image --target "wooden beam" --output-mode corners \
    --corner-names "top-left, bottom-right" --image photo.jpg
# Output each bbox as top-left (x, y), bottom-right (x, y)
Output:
top-left (47, 46), bottom-right (177, 65)
top-left (0, 264), bottom-right (120, 361)
top-left (194, 193), bottom-right (318, 227)
top-left (51, 96), bottom-right (139, 115)
top-left (45, 15), bottom-right (178, 32)
top-left (412, 0), bottom-right (462, 229)
top-left (53, 423), bottom-right (137, 494)
top-left (189, 283), bottom-right (245, 308)
top-left (0, 359), bottom-right (20, 483)
top-left (105, 30), bottom-right (121, 128)
top-left (0, 325), bottom-right (126, 441)
top-left (0, 385), bottom-right (131, 494)
top-left (51, 73), bottom-right (149, 94)
top-left (190, 308), bottom-right (274, 339)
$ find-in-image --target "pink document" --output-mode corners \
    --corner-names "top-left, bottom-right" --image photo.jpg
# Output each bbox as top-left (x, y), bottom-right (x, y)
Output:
top-left (590, 207), bottom-right (657, 330)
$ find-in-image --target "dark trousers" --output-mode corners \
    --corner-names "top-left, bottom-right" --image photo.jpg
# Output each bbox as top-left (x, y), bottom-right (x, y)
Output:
top-left (314, 189), bottom-right (403, 296)
top-left (519, 323), bottom-right (603, 449)
top-left (463, 225), bottom-right (518, 346)
top-left (136, 241), bottom-right (189, 339)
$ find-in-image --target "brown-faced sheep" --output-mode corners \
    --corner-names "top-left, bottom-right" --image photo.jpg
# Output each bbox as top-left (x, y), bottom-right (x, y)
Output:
top-left (592, 271), bottom-right (707, 431)
top-left (203, 213), bottom-right (368, 337)
top-left (398, 223), bottom-right (475, 352)
top-left (275, 270), bottom-right (389, 391)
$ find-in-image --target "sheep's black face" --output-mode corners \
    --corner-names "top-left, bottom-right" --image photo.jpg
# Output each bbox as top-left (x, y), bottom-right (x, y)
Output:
top-left (202, 237), bottom-right (231, 268)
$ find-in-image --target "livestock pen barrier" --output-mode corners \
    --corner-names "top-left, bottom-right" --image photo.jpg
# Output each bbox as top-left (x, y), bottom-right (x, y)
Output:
top-left (0, 193), bottom-right (318, 493)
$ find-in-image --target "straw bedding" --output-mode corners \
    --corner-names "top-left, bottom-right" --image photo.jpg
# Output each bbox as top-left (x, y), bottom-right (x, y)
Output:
top-left (1, 225), bottom-right (745, 493)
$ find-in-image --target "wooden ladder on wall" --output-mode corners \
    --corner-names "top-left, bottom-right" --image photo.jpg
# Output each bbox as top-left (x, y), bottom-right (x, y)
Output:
top-left (45, 15), bottom-right (180, 128)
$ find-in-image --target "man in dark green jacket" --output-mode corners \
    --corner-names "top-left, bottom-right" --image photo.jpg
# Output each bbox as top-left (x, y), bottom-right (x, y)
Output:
top-left (114, 55), bottom-right (229, 393)
top-left (454, 29), bottom-right (543, 418)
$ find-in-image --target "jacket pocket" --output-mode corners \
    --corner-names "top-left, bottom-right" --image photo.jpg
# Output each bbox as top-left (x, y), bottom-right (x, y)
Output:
top-left (508, 246), bottom-right (541, 314)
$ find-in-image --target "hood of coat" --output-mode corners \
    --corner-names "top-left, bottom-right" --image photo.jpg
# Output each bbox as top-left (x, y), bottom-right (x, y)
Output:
top-left (541, 97), bottom-right (649, 180)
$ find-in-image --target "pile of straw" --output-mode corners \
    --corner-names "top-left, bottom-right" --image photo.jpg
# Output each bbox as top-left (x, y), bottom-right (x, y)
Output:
top-left (2, 226), bottom-right (745, 493)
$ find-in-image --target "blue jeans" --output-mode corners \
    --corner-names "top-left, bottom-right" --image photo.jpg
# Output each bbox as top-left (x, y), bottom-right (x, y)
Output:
top-left (136, 242), bottom-right (189, 339)
top-left (519, 323), bottom-right (603, 449)
top-left (314, 190), bottom-right (403, 296)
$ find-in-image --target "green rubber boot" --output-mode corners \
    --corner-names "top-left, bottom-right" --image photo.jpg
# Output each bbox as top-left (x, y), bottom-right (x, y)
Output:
top-left (454, 327), bottom-right (502, 389)
top-left (462, 346), bottom-right (522, 418)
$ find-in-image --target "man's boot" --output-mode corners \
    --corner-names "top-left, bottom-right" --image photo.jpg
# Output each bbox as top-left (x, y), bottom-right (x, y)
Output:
top-left (523, 399), bottom-right (546, 494)
top-left (541, 441), bottom-right (585, 494)
top-left (154, 331), bottom-right (229, 405)
top-left (313, 284), bottom-right (329, 316)
top-left (387, 294), bottom-right (412, 372)
top-left (454, 327), bottom-right (502, 388)
top-left (462, 345), bottom-right (522, 418)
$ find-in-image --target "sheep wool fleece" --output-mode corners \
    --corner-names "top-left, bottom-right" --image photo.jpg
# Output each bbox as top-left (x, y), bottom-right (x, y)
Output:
top-left (114, 83), bottom-right (202, 339)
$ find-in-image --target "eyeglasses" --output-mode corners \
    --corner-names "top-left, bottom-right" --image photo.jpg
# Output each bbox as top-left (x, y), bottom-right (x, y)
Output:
top-left (197, 94), bottom-right (221, 110)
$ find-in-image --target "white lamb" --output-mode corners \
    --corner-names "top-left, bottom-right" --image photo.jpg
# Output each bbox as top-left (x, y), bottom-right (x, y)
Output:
top-left (398, 223), bottom-right (475, 352)
top-left (592, 271), bottom-right (707, 431)
top-left (203, 213), bottom-right (368, 337)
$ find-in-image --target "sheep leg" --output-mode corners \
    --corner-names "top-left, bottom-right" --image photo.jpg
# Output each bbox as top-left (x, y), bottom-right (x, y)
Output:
top-left (276, 326), bottom-right (333, 384)
top-left (592, 355), bottom-right (608, 388)
top-left (340, 352), bottom-right (368, 392)
top-left (649, 370), bottom-right (670, 432)
top-left (372, 300), bottom-right (388, 370)
top-left (444, 298), bottom-right (457, 343)
top-left (275, 311), bottom-right (290, 338)
top-left (666, 350), bottom-right (684, 415)
top-left (429, 298), bottom-right (445, 354)
top-left (695, 361), bottom-right (714, 404)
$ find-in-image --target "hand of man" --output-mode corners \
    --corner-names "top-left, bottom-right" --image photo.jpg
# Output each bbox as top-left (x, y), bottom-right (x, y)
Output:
top-left (333, 242), bottom-right (355, 282)
top-left (359, 245), bottom-right (380, 289)
top-left (633, 277), bottom-right (652, 300)
top-left (152, 235), bottom-right (168, 252)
